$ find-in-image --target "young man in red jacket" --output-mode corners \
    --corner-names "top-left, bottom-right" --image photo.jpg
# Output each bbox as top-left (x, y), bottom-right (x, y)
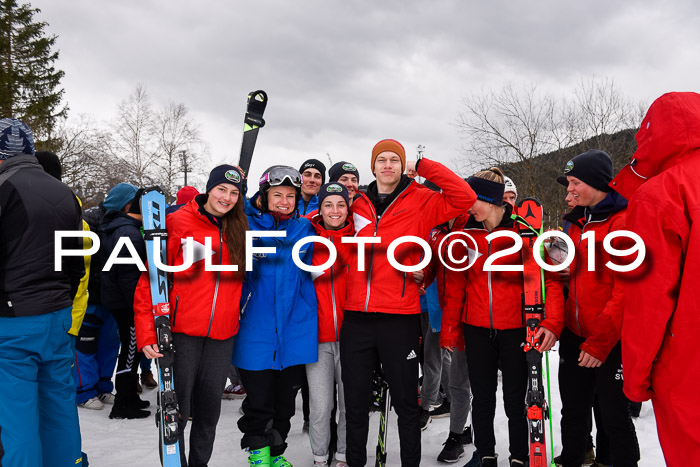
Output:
top-left (556, 150), bottom-right (640, 467)
top-left (339, 139), bottom-right (476, 467)
top-left (611, 92), bottom-right (700, 467)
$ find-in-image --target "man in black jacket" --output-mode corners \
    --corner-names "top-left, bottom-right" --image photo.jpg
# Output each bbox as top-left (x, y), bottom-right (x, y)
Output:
top-left (100, 187), bottom-right (151, 419)
top-left (0, 118), bottom-right (85, 466)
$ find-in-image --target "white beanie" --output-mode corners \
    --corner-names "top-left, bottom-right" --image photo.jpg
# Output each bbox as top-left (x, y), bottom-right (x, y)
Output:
top-left (504, 176), bottom-right (517, 196)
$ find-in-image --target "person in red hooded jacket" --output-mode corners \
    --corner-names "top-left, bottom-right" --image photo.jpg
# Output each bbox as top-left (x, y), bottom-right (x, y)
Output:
top-left (610, 91), bottom-right (700, 467)
top-left (306, 182), bottom-right (354, 467)
top-left (340, 139), bottom-right (476, 467)
top-left (134, 165), bottom-right (247, 467)
top-left (441, 167), bottom-right (564, 467)
top-left (555, 150), bottom-right (640, 467)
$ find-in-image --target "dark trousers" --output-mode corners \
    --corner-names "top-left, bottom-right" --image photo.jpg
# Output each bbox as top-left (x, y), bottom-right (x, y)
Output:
top-left (464, 325), bottom-right (528, 461)
top-left (340, 310), bottom-right (422, 467)
top-left (558, 328), bottom-right (640, 467)
top-left (238, 365), bottom-right (305, 457)
top-left (172, 333), bottom-right (234, 467)
top-left (110, 307), bottom-right (140, 406)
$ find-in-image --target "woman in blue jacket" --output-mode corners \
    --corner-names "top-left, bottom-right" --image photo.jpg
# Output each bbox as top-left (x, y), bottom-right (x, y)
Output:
top-left (233, 165), bottom-right (318, 467)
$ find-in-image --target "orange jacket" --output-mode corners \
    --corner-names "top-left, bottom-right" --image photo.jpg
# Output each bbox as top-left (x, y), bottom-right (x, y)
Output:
top-left (440, 205), bottom-right (564, 348)
top-left (134, 197), bottom-right (242, 350)
top-left (345, 158), bottom-right (476, 315)
top-left (309, 213), bottom-right (354, 342)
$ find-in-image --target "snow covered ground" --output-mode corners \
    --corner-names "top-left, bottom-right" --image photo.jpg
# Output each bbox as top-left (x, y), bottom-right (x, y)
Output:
top-left (79, 350), bottom-right (665, 466)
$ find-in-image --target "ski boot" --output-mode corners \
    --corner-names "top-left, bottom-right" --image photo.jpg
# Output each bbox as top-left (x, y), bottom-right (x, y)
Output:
top-left (248, 446), bottom-right (271, 466)
top-left (272, 454), bottom-right (292, 466)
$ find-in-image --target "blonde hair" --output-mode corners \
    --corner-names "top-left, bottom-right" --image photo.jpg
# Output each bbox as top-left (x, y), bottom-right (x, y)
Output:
top-left (473, 167), bottom-right (504, 183)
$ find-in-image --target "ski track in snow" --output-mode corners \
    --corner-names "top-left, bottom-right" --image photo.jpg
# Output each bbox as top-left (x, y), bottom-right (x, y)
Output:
top-left (79, 350), bottom-right (665, 466)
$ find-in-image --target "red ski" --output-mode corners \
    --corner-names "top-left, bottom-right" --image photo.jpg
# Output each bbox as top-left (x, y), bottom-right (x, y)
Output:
top-left (513, 198), bottom-right (548, 467)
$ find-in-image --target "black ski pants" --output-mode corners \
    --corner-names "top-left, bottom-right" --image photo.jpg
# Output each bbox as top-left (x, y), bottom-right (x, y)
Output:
top-left (238, 365), bottom-right (305, 457)
top-left (172, 333), bottom-right (234, 467)
top-left (340, 310), bottom-right (422, 467)
top-left (464, 324), bottom-right (529, 462)
top-left (558, 328), bottom-right (640, 467)
top-left (110, 307), bottom-right (140, 406)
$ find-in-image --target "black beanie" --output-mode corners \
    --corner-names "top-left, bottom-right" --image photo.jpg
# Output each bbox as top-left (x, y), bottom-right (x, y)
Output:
top-left (35, 151), bottom-right (62, 180)
top-left (206, 165), bottom-right (244, 194)
top-left (328, 161), bottom-right (360, 183)
top-left (317, 182), bottom-right (350, 206)
top-left (299, 159), bottom-right (326, 184)
top-left (127, 188), bottom-right (145, 214)
top-left (557, 149), bottom-right (613, 192)
top-left (466, 176), bottom-right (505, 206)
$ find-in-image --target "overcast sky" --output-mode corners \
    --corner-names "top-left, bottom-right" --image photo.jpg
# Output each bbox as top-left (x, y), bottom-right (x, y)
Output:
top-left (30, 0), bottom-right (700, 191)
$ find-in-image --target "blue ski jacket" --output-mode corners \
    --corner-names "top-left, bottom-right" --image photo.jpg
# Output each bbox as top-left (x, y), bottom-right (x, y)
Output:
top-left (232, 194), bottom-right (319, 370)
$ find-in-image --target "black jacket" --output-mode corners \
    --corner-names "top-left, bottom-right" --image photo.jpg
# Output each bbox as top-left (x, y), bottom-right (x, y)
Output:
top-left (99, 210), bottom-right (146, 311)
top-left (0, 156), bottom-right (84, 317)
top-left (82, 203), bottom-right (106, 304)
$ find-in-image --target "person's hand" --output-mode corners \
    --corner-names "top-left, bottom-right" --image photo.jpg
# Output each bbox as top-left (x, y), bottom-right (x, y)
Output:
top-left (578, 350), bottom-right (603, 368)
top-left (534, 327), bottom-right (557, 352)
top-left (413, 269), bottom-right (425, 284)
top-left (405, 160), bottom-right (418, 178)
top-left (142, 344), bottom-right (163, 359)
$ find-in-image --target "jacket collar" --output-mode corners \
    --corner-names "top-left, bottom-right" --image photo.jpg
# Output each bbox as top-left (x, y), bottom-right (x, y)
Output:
top-left (563, 190), bottom-right (628, 227)
top-left (464, 202), bottom-right (514, 230)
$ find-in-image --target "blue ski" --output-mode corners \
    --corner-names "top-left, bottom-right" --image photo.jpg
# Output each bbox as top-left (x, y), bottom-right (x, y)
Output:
top-left (141, 187), bottom-right (181, 467)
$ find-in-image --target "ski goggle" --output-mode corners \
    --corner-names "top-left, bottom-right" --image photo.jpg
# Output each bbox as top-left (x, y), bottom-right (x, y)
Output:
top-left (259, 167), bottom-right (303, 188)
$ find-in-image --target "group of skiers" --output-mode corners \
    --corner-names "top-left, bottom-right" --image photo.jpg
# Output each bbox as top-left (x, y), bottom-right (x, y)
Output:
top-left (0, 90), bottom-right (698, 467)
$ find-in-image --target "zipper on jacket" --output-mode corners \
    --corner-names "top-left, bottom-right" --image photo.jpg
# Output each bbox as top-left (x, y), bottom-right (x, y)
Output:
top-left (240, 291), bottom-right (252, 318)
top-left (574, 217), bottom-right (605, 336)
top-left (172, 296), bottom-right (180, 327)
top-left (330, 237), bottom-right (339, 341)
top-left (364, 183), bottom-right (413, 312)
top-left (206, 229), bottom-right (223, 337)
top-left (401, 272), bottom-right (406, 298)
top-left (487, 240), bottom-right (494, 333)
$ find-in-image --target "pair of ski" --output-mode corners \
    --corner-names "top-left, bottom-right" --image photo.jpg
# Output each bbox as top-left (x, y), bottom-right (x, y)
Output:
top-left (513, 197), bottom-right (556, 467)
top-left (141, 90), bottom-right (268, 466)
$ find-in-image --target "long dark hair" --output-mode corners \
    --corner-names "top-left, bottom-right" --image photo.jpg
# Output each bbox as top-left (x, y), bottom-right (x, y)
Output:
top-left (221, 194), bottom-right (248, 280)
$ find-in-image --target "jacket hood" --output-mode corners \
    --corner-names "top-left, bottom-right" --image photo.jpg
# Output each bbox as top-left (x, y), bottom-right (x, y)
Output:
top-left (611, 92), bottom-right (700, 199)
top-left (101, 209), bottom-right (141, 234)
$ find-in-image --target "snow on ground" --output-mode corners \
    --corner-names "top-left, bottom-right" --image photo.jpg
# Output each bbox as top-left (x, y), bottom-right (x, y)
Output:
top-left (79, 349), bottom-right (665, 466)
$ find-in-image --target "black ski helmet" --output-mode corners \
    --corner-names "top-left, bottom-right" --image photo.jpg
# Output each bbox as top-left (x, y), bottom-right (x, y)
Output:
top-left (258, 165), bottom-right (303, 213)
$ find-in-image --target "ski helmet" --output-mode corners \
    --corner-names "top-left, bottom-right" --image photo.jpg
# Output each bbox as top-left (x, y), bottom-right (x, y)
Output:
top-left (258, 165), bottom-right (303, 213)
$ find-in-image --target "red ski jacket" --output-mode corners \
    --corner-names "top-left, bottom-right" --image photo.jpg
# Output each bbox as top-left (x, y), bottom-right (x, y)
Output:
top-left (610, 92), bottom-right (700, 467)
top-left (562, 192), bottom-right (634, 362)
top-left (345, 158), bottom-right (476, 315)
top-left (440, 205), bottom-right (564, 348)
top-left (134, 197), bottom-right (242, 350)
top-left (423, 214), bottom-right (469, 351)
top-left (309, 214), bottom-right (354, 343)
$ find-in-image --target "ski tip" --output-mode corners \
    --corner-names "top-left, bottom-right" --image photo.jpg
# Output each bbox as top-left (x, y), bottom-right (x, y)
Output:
top-left (248, 90), bottom-right (267, 104)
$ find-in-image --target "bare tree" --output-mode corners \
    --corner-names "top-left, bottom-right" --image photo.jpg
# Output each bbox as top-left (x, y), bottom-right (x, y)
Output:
top-left (455, 77), bottom-right (646, 228)
top-left (110, 83), bottom-right (157, 187)
top-left (455, 83), bottom-right (558, 199)
top-left (153, 101), bottom-right (203, 200)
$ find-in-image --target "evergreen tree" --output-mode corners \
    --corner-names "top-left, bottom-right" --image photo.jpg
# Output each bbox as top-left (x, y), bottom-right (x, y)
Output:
top-left (0, 0), bottom-right (66, 140)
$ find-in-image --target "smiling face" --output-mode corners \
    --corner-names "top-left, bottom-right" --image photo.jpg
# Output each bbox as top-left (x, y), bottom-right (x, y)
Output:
top-left (566, 176), bottom-right (607, 208)
top-left (320, 195), bottom-right (348, 230)
top-left (204, 184), bottom-right (239, 216)
top-left (565, 191), bottom-right (578, 210)
top-left (267, 185), bottom-right (297, 214)
top-left (301, 168), bottom-right (323, 197)
top-left (337, 173), bottom-right (359, 198)
top-left (373, 151), bottom-right (402, 188)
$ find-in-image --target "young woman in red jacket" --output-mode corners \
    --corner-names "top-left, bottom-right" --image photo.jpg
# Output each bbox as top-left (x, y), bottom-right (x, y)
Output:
top-left (134, 165), bottom-right (247, 467)
top-left (441, 168), bottom-right (564, 467)
top-left (307, 182), bottom-right (354, 467)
